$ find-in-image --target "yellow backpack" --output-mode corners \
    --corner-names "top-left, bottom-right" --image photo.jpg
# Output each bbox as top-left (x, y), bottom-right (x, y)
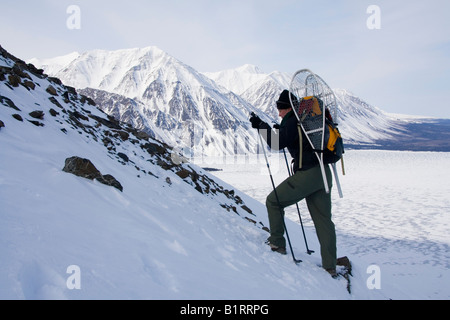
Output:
top-left (324, 112), bottom-right (344, 164)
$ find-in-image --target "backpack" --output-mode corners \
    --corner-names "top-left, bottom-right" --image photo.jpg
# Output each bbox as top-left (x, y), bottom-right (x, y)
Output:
top-left (297, 96), bottom-right (344, 164)
top-left (323, 108), bottom-right (344, 164)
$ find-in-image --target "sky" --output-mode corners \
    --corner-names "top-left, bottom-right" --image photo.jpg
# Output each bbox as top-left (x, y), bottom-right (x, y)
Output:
top-left (1, 0), bottom-right (449, 118)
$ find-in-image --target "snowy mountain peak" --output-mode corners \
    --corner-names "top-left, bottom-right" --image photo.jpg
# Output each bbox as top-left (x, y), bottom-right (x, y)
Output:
top-left (30, 46), bottom-right (266, 156)
top-left (236, 64), bottom-right (264, 74)
top-left (28, 51), bottom-right (81, 75)
top-left (203, 64), bottom-right (269, 95)
top-left (38, 46), bottom-right (179, 95)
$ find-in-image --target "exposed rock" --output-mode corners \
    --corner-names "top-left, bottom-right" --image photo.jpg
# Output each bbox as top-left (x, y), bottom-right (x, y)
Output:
top-left (102, 136), bottom-right (114, 148)
top-left (49, 96), bottom-right (64, 109)
top-left (12, 114), bottom-right (23, 122)
top-left (241, 205), bottom-right (253, 214)
top-left (49, 108), bottom-right (59, 117)
top-left (65, 86), bottom-right (77, 96)
top-left (28, 120), bottom-right (44, 127)
top-left (63, 157), bottom-right (101, 180)
top-left (63, 156), bottom-right (123, 192)
top-left (176, 169), bottom-right (190, 179)
top-left (97, 174), bottom-right (123, 192)
top-left (69, 110), bottom-right (89, 121)
top-left (89, 114), bottom-right (121, 130)
top-left (117, 152), bottom-right (129, 163)
top-left (10, 63), bottom-right (30, 80)
top-left (48, 76), bottom-right (62, 86)
top-left (46, 85), bottom-right (58, 96)
top-left (8, 74), bottom-right (21, 87)
top-left (80, 95), bottom-right (96, 106)
top-left (133, 130), bottom-right (150, 141)
top-left (29, 110), bottom-right (44, 120)
top-left (23, 80), bottom-right (36, 90)
top-left (141, 141), bottom-right (166, 155)
top-left (0, 95), bottom-right (20, 111)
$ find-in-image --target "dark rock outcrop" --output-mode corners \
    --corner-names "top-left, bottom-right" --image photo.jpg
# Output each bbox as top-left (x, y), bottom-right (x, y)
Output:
top-left (63, 156), bottom-right (123, 192)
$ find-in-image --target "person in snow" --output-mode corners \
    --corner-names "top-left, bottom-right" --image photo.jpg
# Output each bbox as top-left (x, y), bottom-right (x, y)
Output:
top-left (249, 90), bottom-right (337, 277)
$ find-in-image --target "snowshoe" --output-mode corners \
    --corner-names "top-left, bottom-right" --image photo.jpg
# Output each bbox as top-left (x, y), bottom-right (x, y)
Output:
top-left (336, 256), bottom-right (352, 294)
top-left (337, 256), bottom-right (352, 275)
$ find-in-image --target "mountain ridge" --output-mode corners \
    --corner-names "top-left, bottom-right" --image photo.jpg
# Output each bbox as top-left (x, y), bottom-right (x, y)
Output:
top-left (29, 46), bottom-right (450, 153)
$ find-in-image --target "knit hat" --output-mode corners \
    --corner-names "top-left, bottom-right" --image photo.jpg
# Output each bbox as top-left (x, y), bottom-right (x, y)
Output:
top-left (276, 90), bottom-right (297, 109)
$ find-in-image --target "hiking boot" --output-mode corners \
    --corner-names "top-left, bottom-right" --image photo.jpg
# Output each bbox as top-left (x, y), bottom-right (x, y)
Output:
top-left (265, 239), bottom-right (287, 255)
top-left (270, 244), bottom-right (287, 255)
top-left (325, 268), bottom-right (338, 278)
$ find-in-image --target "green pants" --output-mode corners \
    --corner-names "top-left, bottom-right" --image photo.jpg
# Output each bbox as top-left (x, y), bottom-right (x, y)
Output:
top-left (266, 165), bottom-right (336, 270)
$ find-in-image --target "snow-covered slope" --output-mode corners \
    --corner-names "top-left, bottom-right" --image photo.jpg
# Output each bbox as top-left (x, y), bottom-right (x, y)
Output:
top-left (28, 51), bottom-right (80, 77)
top-left (204, 65), bottom-right (291, 120)
top-left (0, 46), bottom-right (359, 300)
top-left (203, 64), bottom-right (269, 95)
top-left (333, 89), bottom-right (404, 146)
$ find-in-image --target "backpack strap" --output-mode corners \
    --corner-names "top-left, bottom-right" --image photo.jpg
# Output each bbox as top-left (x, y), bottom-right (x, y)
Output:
top-left (297, 124), bottom-right (303, 169)
top-left (297, 111), bottom-right (308, 170)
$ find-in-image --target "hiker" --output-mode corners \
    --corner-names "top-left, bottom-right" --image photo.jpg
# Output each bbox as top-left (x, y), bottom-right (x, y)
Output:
top-left (249, 90), bottom-right (337, 276)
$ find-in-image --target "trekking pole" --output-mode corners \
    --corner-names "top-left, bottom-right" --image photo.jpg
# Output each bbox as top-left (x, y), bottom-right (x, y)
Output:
top-left (255, 124), bottom-right (302, 264)
top-left (282, 149), bottom-right (314, 255)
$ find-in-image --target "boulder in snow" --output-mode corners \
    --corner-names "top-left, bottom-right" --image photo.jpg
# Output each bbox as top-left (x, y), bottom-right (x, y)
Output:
top-left (63, 156), bottom-right (123, 192)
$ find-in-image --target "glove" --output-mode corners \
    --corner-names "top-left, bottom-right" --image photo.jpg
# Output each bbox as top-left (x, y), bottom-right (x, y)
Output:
top-left (250, 113), bottom-right (262, 129)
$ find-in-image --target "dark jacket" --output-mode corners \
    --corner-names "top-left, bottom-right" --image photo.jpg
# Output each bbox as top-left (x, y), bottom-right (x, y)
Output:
top-left (258, 110), bottom-right (318, 172)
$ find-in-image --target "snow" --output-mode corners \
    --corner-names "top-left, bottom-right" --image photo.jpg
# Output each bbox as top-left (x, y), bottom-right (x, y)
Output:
top-left (209, 151), bottom-right (450, 300)
top-left (27, 51), bottom-right (80, 76)
top-left (31, 46), bottom-right (434, 157)
top-left (30, 46), bottom-right (265, 157)
top-left (1, 114), bottom-right (449, 300)
top-left (0, 120), bottom-right (350, 300)
top-left (385, 112), bottom-right (438, 121)
top-left (203, 64), bottom-right (267, 95)
top-left (2, 48), bottom-right (449, 301)
top-left (0, 57), bottom-right (352, 300)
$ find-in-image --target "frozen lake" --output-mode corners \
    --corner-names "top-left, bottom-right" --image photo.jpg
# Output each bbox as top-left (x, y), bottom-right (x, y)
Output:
top-left (197, 150), bottom-right (450, 299)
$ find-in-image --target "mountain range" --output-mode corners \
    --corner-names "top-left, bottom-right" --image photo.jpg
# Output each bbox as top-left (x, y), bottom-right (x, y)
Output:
top-left (30, 46), bottom-right (450, 153)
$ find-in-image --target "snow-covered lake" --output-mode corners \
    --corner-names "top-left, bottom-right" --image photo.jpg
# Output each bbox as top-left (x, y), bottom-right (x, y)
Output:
top-left (202, 150), bottom-right (450, 299)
